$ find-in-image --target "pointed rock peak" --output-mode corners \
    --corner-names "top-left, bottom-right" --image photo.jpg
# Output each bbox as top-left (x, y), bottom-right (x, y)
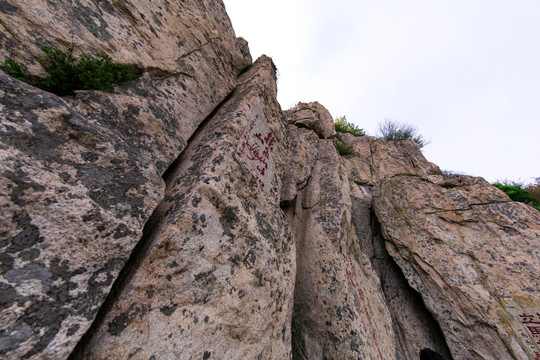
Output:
top-left (238, 55), bottom-right (279, 98)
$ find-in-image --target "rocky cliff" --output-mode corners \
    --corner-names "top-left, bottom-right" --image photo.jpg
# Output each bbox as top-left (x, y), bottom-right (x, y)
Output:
top-left (1, 1), bottom-right (539, 359)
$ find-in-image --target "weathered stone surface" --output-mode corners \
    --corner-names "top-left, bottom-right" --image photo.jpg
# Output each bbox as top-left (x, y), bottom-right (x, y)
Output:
top-left (374, 174), bottom-right (540, 360)
top-left (279, 125), bottom-right (319, 207)
top-left (0, 0), bottom-right (251, 159)
top-left (77, 57), bottom-right (295, 360)
top-left (0, 0), bottom-right (251, 358)
top-left (342, 134), bottom-right (441, 186)
top-left (282, 111), bottom-right (396, 360)
top-left (0, 0), bottom-right (251, 76)
top-left (0, 71), bottom-right (164, 359)
top-left (285, 101), bottom-right (336, 139)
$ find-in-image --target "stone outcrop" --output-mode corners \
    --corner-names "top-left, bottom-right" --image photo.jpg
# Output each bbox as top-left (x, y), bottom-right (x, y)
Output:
top-left (1, 0), bottom-right (539, 359)
top-left (374, 174), bottom-right (540, 360)
top-left (284, 101), bottom-right (336, 139)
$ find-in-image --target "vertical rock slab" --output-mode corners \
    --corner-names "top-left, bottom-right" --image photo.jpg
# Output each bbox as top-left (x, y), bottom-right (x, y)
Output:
top-left (374, 174), bottom-right (540, 359)
top-left (282, 117), bottom-right (396, 359)
top-left (342, 136), bottom-right (450, 359)
top-left (0, 0), bottom-right (251, 358)
top-left (78, 57), bottom-right (296, 360)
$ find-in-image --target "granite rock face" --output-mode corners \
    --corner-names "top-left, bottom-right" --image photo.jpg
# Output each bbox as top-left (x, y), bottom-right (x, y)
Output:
top-left (76, 56), bottom-right (296, 360)
top-left (0, 0), bottom-right (251, 159)
top-left (280, 123), bottom-right (452, 359)
top-left (374, 174), bottom-right (540, 360)
top-left (281, 125), bottom-right (396, 360)
top-left (2, 0), bottom-right (540, 359)
top-left (0, 0), bottom-right (250, 358)
top-left (284, 101), bottom-right (336, 139)
top-left (0, 71), bottom-right (164, 359)
top-left (342, 133), bottom-right (441, 186)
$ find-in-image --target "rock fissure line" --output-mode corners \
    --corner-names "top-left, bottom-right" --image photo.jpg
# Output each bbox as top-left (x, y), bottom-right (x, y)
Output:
top-left (67, 81), bottom-right (240, 359)
top-left (147, 68), bottom-right (195, 80)
top-left (67, 187), bottom-right (162, 359)
top-left (426, 201), bottom-right (514, 215)
top-left (368, 141), bottom-right (376, 181)
top-left (175, 36), bottom-right (220, 63)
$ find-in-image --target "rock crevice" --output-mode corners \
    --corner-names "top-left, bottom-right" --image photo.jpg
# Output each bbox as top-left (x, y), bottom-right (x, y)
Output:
top-left (67, 72), bottom-right (242, 359)
top-left (363, 209), bottom-right (453, 360)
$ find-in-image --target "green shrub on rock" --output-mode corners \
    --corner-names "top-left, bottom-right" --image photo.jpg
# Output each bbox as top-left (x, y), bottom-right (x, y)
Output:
top-left (333, 134), bottom-right (354, 155)
top-left (2, 47), bottom-right (139, 95)
top-left (334, 116), bottom-right (366, 136)
top-left (39, 47), bottom-right (139, 95)
top-left (2, 59), bottom-right (28, 81)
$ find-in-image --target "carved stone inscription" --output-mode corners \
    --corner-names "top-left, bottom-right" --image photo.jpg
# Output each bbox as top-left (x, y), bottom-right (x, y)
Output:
top-left (517, 311), bottom-right (540, 359)
top-left (504, 303), bottom-right (540, 359)
top-left (236, 104), bottom-right (276, 191)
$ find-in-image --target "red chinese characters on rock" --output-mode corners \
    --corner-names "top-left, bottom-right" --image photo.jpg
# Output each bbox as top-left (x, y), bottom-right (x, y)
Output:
top-left (237, 115), bottom-right (276, 188)
top-left (343, 254), bottom-right (384, 360)
top-left (518, 312), bottom-right (540, 359)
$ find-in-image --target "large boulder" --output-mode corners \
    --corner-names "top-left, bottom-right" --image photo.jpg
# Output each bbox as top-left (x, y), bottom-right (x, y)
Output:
top-left (374, 174), bottom-right (540, 359)
top-left (284, 101), bottom-right (336, 139)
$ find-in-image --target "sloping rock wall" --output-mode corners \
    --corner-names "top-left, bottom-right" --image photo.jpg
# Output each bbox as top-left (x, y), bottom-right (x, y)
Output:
top-left (0, 0), bottom-right (250, 358)
top-left (76, 56), bottom-right (296, 360)
top-left (1, 0), bottom-right (539, 359)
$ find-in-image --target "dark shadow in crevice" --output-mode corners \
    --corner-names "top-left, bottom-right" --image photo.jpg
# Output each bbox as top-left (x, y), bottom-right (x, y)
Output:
top-left (369, 210), bottom-right (453, 360)
top-left (349, 202), bottom-right (453, 360)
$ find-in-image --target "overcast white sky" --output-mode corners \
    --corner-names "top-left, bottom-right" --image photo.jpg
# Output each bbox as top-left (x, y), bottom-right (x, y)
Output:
top-left (223, 0), bottom-right (539, 184)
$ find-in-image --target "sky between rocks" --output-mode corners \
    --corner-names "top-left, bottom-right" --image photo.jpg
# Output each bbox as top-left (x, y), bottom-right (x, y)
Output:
top-left (223, 0), bottom-right (540, 184)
